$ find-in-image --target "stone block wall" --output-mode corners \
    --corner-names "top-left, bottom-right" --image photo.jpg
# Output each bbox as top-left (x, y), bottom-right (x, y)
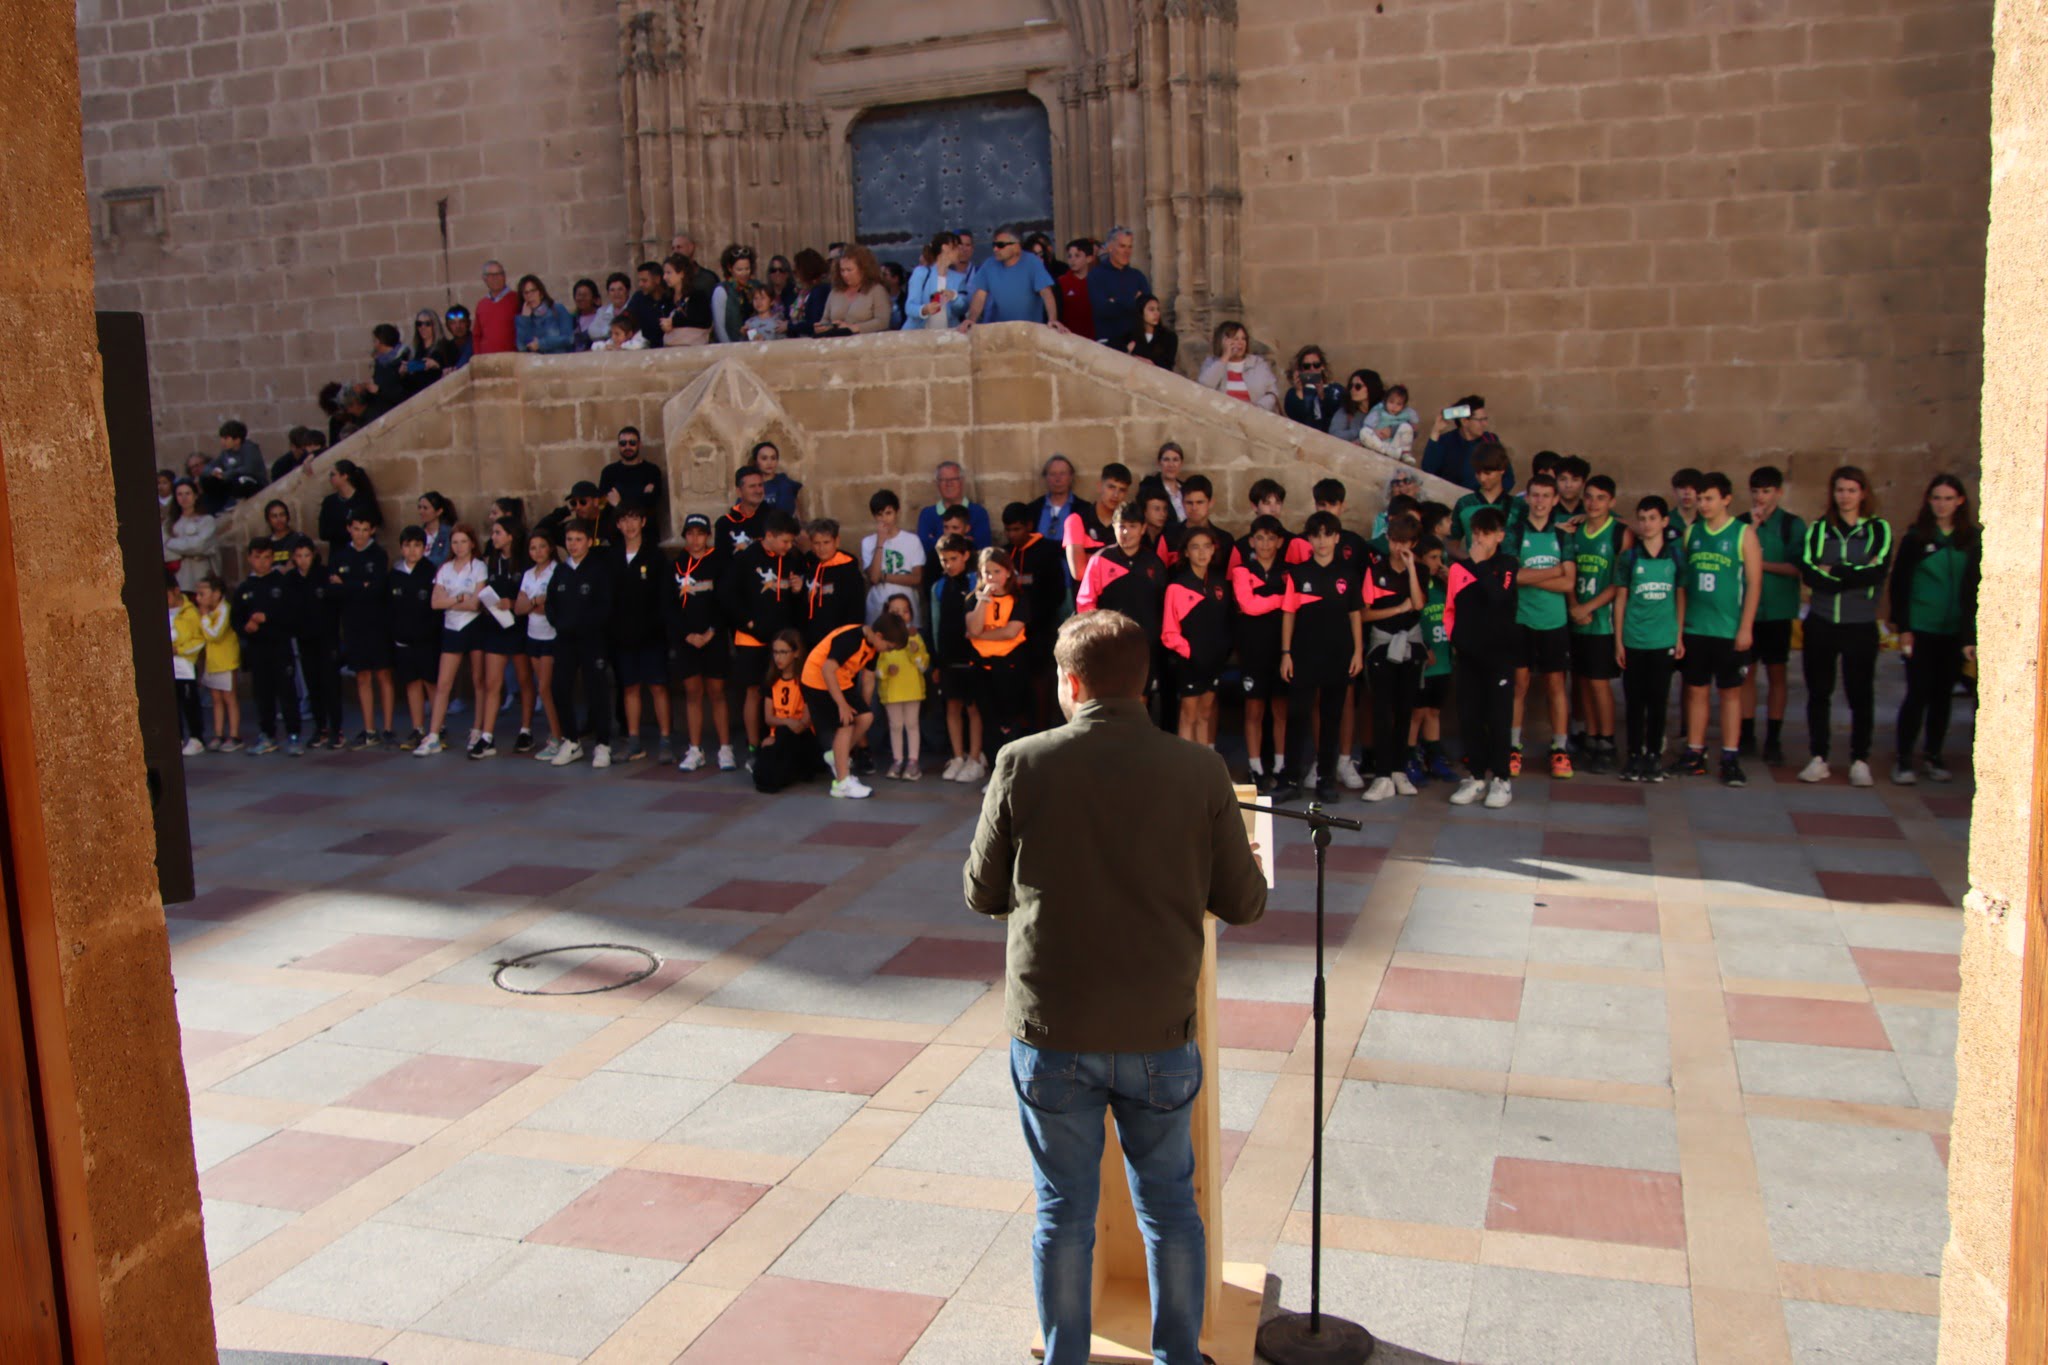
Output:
top-left (1235, 0), bottom-right (1994, 512)
top-left (77, 0), bottom-right (623, 463)
top-left (228, 325), bottom-right (1460, 555)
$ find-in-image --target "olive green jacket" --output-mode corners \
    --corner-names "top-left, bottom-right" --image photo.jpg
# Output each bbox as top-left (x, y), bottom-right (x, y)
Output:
top-left (964, 698), bottom-right (1268, 1052)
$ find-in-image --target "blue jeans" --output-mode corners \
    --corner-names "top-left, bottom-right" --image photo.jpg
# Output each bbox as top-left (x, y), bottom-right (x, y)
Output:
top-left (1010, 1037), bottom-right (1207, 1365)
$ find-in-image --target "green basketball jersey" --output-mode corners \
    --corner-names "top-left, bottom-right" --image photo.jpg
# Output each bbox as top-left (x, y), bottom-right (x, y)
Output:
top-left (1749, 509), bottom-right (1806, 623)
top-left (1681, 518), bottom-right (1748, 639)
top-left (1453, 490), bottom-right (1524, 542)
top-left (1512, 519), bottom-right (1569, 631)
top-left (1571, 515), bottom-right (1623, 636)
top-left (1423, 577), bottom-right (1452, 678)
top-left (1620, 543), bottom-right (1682, 650)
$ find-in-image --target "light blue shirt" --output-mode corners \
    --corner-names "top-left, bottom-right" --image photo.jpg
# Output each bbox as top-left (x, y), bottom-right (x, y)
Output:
top-left (903, 265), bottom-right (969, 330)
top-left (967, 255), bottom-right (1054, 324)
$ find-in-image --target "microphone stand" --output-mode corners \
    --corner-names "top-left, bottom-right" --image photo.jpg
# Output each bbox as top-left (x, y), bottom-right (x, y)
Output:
top-left (1241, 799), bottom-right (1375, 1364)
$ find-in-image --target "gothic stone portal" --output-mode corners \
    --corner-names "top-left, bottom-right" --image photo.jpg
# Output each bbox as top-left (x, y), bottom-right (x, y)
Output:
top-left (851, 93), bottom-right (1056, 273)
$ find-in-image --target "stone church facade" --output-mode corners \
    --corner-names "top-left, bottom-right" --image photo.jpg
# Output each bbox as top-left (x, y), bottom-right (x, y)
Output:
top-left (79, 0), bottom-right (1991, 503)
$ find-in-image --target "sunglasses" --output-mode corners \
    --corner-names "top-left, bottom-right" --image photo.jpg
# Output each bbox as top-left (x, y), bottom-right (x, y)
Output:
top-left (769, 265), bottom-right (789, 273)
top-left (994, 239), bottom-right (1019, 248)
top-left (619, 439), bottom-right (640, 447)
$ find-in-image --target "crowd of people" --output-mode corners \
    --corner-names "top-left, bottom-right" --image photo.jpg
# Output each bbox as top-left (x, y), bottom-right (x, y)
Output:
top-left (159, 411), bottom-right (1981, 804)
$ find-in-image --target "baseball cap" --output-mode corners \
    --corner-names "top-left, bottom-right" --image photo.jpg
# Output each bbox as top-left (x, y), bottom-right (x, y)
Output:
top-left (569, 480), bottom-right (601, 501)
top-left (683, 513), bottom-right (712, 533)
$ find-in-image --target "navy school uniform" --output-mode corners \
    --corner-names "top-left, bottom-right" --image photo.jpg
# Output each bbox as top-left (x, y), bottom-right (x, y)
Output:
top-left (672, 544), bottom-right (730, 680)
top-left (386, 558), bottom-right (440, 686)
top-left (1281, 554), bottom-right (1363, 782)
top-left (331, 540), bottom-right (392, 672)
top-left (546, 548), bottom-right (616, 745)
top-left (804, 550), bottom-right (867, 648)
top-left (290, 560), bottom-right (345, 735)
top-left (609, 539), bottom-right (673, 687)
top-left (232, 567), bottom-right (300, 738)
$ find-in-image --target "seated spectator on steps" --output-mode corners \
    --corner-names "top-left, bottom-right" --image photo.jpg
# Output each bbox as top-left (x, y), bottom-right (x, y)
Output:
top-left (1327, 368), bottom-right (1385, 445)
top-left (1196, 322), bottom-right (1278, 412)
top-left (368, 324), bottom-right (405, 416)
top-left (743, 282), bottom-right (788, 342)
top-left (1422, 394), bottom-right (1511, 491)
top-left (1359, 382), bottom-right (1420, 465)
top-left (787, 248), bottom-right (832, 339)
top-left (1119, 293), bottom-right (1177, 370)
top-left (203, 420), bottom-right (266, 510)
top-left (473, 260), bottom-right (518, 354)
top-left (598, 314), bottom-right (648, 352)
top-left (516, 275), bottom-right (577, 354)
top-left (815, 246), bottom-right (895, 336)
top-left (270, 426), bottom-right (324, 483)
top-left (712, 244), bottom-right (758, 344)
top-left (1282, 344), bottom-right (1344, 432)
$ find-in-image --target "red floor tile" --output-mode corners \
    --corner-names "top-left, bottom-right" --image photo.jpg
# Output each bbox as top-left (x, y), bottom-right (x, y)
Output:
top-left (543, 952), bottom-right (700, 999)
top-left (1921, 794), bottom-right (1972, 820)
top-left (247, 791), bottom-right (346, 816)
top-left (326, 828), bottom-right (447, 857)
top-left (462, 864), bottom-right (597, 896)
top-left (1219, 1128), bottom-right (1249, 1184)
top-left (200, 1130), bottom-right (410, 1210)
top-left (876, 937), bottom-right (1007, 981)
top-left (1817, 871), bottom-right (1951, 909)
top-left (288, 933), bottom-right (450, 976)
top-left (737, 1034), bottom-right (926, 1095)
top-left (1550, 783), bottom-right (1645, 806)
top-left (529, 1169), bottom-right (768, 1264)
top-left (1543, 831), bottom-right (1651, 863)
top-left (677, 1276), bottom-right (943, 1365)
top-left (1852, 947), bottom-right (1962, 992)
top-left (1374, 965), bottom-right (1523, 1022)
top-left (181, 1028), bottom-right (251, 1064)
top-left (1725, 993), bottom-right (1892, 1050)
top-left (1485, 1156), bottom-right (1686, 1249)
top-left (468, 781), bottom-right (553, 806)
top-left (340, 1054), bottom-right (537, 1118)
top-left (1789, 812), bottom-right (1905, 841)
top-left (171, 886), bottom-right (284, 921)
top-left (1533, 897), bottom-right (1660, 933)
top-left (1280, 842), bottom-right (1384, 876)
top-left (1219, 909), bottom-right (1356, 948)
top-left (805, 820), bottom-right (918, 849)
top-left (1217, 999), bottom-right (1311, 1052)
top-left (627, 761), bottom-right (685, 783)
top-left (694, 878), bottom-right (826, 914)
top-left (652, 790), bottom-right (734, 814)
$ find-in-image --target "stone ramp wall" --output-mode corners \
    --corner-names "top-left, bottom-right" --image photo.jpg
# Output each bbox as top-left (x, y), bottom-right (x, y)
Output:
top-left (228, 325), bottom-right (1460, 556)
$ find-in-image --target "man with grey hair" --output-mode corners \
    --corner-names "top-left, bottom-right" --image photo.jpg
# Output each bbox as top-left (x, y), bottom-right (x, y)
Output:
top-left (1087, 226), bottom-right (1150, 349)
top-left (965, 609), bottom-right (1265, 1364)
top-left (473, 259), bottom-right (519, 355)
top-left (915, 460), bottom-right (993, 553)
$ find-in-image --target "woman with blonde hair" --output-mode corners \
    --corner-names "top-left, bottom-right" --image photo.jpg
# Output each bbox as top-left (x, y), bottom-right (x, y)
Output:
top-left (814, 245), bottom-right (895, 337)
top-left (1196, 321), bottom-right (1279, 413)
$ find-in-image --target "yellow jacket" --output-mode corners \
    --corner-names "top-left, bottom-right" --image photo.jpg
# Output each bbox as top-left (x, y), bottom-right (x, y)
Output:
top-left (171, 601), bottom-right (207, 676)
top-left (876, 636), bottom-right (930, 705)
top-left (198, 603), bottom-right (240, 674)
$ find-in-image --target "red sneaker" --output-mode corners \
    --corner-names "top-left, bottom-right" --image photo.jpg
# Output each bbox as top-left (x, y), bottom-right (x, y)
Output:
top-left (1508, 746), bottom-right (1523, 777)
top-left (1550, 749), bottom-right (1575, 779)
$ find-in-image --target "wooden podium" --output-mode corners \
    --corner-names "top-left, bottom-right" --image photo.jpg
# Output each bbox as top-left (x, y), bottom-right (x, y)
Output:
top-left (1031, 789), bottom-right (1270, 1364)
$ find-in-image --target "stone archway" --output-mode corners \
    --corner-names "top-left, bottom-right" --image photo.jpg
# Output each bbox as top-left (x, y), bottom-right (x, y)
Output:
top-left (614, 0), bottom-right (1243, 346)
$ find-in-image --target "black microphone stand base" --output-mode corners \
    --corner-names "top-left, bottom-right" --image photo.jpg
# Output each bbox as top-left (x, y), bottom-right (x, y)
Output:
top-left (1257, 1310), bottom-right (1375, 1363)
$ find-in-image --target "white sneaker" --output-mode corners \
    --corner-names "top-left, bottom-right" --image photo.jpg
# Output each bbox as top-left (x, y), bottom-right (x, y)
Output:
top-left (716, 745), bottom-right (736, 771)
top-left (1449, 777), bottom-right (1486, 806)
top-left (678, 745), bottom-right (706, 772)
top-left (181, 737), bottom-right (204, 757)
top-left (413, 733), bottom-right (443, 756)
top-left (1484, 778), bottom-right (1514, 809)
top-left (942, 756), bottom-right (965, 781)
top-left (1247, 756), bottom-right (1265, 780)
top-left (1337, 756), bottom-right (1367, 791)
top-left (534, 738), bottom-right (562, 762)
top-left (591, 743), bottom-right (612, 770)
top-left (1848, 760), bottom-right (1873, 788)
top-left (550, 739), bottom-right (584, 767)
top-left (1391, 771), bottom-right (1418, 797)
top-left (957, 757), bottom-right (987, 783)
top-left (1363, 776), bottom-right (1396, 802)
top-left (1797, 756), bottom-right (1831, 783)
top-left (1891, 763), bottom-right (1918, 786)
top-left (830, 776), bottom-right (873, 800)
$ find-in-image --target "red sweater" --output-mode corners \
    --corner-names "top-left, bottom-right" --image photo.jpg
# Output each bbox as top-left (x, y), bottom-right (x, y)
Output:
top-left (473, 290), bottom-right (519, 354)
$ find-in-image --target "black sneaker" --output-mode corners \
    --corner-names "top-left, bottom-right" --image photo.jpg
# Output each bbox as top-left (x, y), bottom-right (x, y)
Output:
top-left (1314, 780), bottom-right (1342, 804)
top-left (1583, 745), bottom-right (1612, 775)
top-left (1737, 732), bottom-right (1757, 757)
top-left (1268, 776), bottom-right (1306, 804)
top-left (403, 728), bottom-right (423, 750)
top-left (1254, 767), bottom-right (1276, 794)
top-left (1720, 756), bottom-right (1748, 788)
top-left (381, 729), bottom-right (398, 750)
top-left (1665, 749), bottom-right (1708, 778)
top-left (350, 730), bottom-right (374, 750)
top-left (851, 747), bottom-right (876, 777)
top-left (1763, 739), bottom-right (1785, 767)
top-left (513, 730), bottom-right (535, 754)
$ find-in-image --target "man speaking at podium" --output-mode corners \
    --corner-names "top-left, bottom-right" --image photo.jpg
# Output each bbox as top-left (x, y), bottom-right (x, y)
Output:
top-left (965, 611), bottom-right (1268, 1364)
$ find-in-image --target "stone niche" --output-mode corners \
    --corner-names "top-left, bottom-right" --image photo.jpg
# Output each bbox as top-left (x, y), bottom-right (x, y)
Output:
top-left (224, 324), bottom-right (1454, 558)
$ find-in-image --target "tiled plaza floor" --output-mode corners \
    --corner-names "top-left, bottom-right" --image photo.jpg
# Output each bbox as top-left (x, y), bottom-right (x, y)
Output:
top-left (172, 688), bottom-right (1965, 1364)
